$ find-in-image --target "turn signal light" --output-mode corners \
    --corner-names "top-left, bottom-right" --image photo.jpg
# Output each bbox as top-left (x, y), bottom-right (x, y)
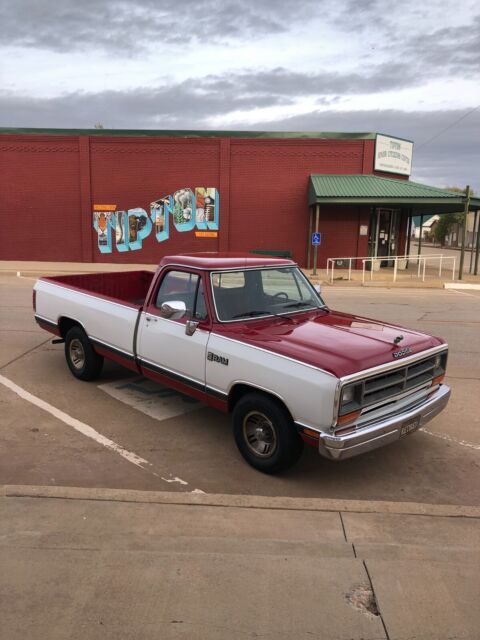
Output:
top-left (431, 374), bottom-right (444, 386)
top-left (336, 410), bottom-right (361, 426)
top-left (303, 428), bottom-right (320, 440)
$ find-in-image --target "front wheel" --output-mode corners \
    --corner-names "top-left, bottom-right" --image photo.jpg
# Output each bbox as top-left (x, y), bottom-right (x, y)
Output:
top-left (65, 326), bottom-right (104, 381)
top-left (232, 393), bottom-right (304, 473)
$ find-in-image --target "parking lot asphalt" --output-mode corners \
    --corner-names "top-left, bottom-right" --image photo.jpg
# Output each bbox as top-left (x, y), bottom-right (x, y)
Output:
top-left (1, 274), bottom-right (480, 504)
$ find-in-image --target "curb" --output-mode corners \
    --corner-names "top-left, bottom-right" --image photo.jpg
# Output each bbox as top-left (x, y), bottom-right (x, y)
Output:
top-left (444, 283), bottom-right (480, 290)
top-left (3, 485), bottom-right (480, 519)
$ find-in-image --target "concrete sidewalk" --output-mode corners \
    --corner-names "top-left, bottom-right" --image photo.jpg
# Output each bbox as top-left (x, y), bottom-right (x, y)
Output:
top-left (1, 486), bottom-right (479, 640)
top-left (3, 258), bottom-right (480, 290)
top-left (0, 260), bottom-right (157, 278)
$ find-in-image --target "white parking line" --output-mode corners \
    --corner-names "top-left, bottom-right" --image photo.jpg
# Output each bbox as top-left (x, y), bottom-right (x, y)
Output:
top-left (324, 288), bottom-right (448, 295)
top-left (420, 427), bottom-right (480, 451)
top-left (0, 374), bottom-right (200, 491)
top-left (447, 289), bottom-right (480, 299)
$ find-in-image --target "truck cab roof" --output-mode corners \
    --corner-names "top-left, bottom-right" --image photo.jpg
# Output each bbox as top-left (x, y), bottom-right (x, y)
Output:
top-left (159, 252), bottom-right (296, 270)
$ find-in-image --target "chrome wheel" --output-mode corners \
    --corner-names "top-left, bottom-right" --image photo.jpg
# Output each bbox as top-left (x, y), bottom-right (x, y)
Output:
top-left (69, 338), bottom-right (85, 370)
top-left (243, 411), bottom-right (278, 458)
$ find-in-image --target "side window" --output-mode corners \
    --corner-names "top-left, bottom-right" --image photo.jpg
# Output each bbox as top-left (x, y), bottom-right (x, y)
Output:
top-left (155, 271), bottom-right (198, 318)
top-left (155, 271), bottom-right (209, 322)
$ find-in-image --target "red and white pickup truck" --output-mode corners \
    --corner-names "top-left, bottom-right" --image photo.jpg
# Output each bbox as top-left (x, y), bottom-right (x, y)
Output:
top-left (33, 253), bottom-right (450, 473)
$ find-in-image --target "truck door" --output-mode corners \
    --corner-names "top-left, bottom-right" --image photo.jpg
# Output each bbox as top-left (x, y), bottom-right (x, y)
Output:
top-left (137, 269), bottom-right (210, 394)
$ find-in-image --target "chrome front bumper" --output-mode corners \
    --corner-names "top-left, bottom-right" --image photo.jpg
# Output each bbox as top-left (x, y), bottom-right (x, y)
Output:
top-left (318, 384), bottom-right (451, 461)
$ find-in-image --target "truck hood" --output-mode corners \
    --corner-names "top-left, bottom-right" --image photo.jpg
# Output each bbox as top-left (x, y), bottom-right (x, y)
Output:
top-left (217, 309), bottom-right (443, 378)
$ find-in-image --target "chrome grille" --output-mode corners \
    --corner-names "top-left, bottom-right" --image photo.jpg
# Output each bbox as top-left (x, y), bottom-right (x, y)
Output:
top-left (339, 350), bottom-right (447, 416)
top-left (363, 357), bottom-right (436, 405)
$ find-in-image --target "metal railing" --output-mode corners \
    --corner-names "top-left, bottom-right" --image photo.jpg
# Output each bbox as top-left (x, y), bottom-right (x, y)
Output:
top-left (326, 256), bottom-right (370, 282)
top-left (361, 255), bottom-right (456, 284)
top-left (325, 254), bottom-right (456, 284)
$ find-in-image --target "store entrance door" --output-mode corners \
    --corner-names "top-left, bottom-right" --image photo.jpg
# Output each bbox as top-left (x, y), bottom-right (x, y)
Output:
top-left (369, 208), bottom-right (400, 265)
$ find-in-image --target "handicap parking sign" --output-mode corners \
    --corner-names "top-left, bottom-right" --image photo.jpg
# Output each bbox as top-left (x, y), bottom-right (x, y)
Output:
top-left (312, 232), bottom-right (321, 246)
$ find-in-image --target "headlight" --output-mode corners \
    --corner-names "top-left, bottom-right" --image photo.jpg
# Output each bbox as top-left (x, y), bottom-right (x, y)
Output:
top-left (341, 386), bottom-right (355, 404)
top-left (339, 383), bottom-right (361, 413)
top-left (434, 354), bottom-right (442, 369)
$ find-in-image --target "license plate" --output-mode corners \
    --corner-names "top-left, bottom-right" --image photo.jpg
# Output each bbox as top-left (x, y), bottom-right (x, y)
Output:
top-left (400, 417), bottom-right (421, 437)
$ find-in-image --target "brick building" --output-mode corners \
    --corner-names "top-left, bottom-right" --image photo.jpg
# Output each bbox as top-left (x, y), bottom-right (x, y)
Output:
top-left (1, 128), bottom-right (478, 267)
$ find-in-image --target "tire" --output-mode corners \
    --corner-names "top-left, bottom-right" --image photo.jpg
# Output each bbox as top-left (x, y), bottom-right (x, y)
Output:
top-left (232, 393), bottom-right (304, 474)
top-left (64, 326), bottom-right (104, 381)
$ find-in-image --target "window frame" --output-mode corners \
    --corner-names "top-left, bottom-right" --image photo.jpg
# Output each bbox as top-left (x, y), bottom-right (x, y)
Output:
top-left (149, 267), bottom-right (210, 324)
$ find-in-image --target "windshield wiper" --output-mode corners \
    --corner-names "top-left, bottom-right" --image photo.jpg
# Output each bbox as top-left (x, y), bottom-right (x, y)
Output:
top-left (283, 301), bottom-right (316, 309)
top-left (232, 310), bottom-right (294, 322)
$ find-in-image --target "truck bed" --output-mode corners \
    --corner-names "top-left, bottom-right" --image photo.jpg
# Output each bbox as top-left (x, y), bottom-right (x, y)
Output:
top-left (42, 270), bottom-right (154, 307)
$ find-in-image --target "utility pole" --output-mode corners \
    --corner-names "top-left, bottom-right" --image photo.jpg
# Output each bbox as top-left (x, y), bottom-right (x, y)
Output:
top-left (458, 185), bottom-right (471, 280)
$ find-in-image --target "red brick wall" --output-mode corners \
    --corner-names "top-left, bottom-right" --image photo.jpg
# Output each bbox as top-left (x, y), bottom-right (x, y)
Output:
top-left (229, 139), bottom-right (366, 265)
top-left (0, 133), bottom-right (391, 266)
top-left (0, 136), bottom-right (83, 261)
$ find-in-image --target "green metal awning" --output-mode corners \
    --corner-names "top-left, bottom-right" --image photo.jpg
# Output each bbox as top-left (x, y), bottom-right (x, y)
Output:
top-left (0, 127), bottom-right (378, 140)
top-left (309, 174), bottom-right (480, 214)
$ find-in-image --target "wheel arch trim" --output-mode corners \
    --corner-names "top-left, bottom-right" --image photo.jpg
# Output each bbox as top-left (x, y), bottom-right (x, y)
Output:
top-left (227, 381), bottom-right (293, 417)
top-left (57, 316), bottom-right (88, 338)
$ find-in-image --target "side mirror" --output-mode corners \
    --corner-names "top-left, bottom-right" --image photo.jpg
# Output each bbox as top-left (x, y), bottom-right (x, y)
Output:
top-left (314, 284), bottom-right (321, 295)
top-left (160, 300), bottom-right (186, 320)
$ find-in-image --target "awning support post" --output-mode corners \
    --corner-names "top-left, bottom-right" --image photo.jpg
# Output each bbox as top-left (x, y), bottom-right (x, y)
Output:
top-left (475, 210), bottom-right (480, 276)
top-left (470, 210), bottom-right (478, 274)
top-left (313, 204), bottom-right (320, 276)
top-left (418, 215), bottom-right (424, 265)
top-left (307, 208), bottom-right (313, 270)
top-left (405, 208), bottom-right (412, 269)
top-left (458, 185), bottom-right (471, 281)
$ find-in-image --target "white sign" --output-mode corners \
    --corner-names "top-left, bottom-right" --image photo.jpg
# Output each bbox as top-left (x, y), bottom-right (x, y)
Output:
top-left (374, 134), bottom-right (413, 176)
top-left (359, 225), bottom-right (368, 236)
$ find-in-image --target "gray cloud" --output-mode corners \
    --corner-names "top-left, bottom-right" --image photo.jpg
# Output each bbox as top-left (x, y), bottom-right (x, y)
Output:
top-left (202, 64), bottom-right (425, 97)
top-left (404, 16), bottom-right (480, 74)
top-left (0, 64), bottom-right (427, 133)
top-left (333, 1), bottom-right (480, 78)
top-left (0, 0), bottom-right (320, 52)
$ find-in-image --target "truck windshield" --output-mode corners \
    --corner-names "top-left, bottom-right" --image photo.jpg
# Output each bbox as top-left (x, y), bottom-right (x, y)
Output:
top-left (211, 267), bottom-right (325, 322)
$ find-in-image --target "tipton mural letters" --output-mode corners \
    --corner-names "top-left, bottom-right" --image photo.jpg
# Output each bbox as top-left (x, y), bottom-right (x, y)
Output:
top-left (93, 187), bottom-right (219, 253)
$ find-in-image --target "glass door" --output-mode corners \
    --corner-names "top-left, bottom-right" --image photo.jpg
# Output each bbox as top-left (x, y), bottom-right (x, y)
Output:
top-left (373, 208), bottom-right (400, 266)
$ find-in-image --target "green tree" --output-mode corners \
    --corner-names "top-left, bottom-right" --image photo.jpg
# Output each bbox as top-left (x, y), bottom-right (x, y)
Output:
top-left (433, 213), bottom-right (461, 246)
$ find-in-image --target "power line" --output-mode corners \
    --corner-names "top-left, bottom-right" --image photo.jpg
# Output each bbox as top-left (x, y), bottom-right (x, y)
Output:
top-left (416, 104), bottom-right (480, 150)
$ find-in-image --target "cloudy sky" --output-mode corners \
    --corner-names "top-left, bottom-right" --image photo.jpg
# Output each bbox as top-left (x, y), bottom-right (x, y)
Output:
top-left (1, 0), bottom-right (479, 190)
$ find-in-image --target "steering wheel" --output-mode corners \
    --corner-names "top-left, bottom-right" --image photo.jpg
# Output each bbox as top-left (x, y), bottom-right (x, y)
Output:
top-left (272, 291), bottom-right (289, 301)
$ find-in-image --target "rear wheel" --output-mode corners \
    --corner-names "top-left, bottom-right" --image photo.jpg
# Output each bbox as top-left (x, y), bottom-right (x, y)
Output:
top-left (65, 326), bottom-right (103, 381)
top-left (232, 393), bottom-right (303, 473)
